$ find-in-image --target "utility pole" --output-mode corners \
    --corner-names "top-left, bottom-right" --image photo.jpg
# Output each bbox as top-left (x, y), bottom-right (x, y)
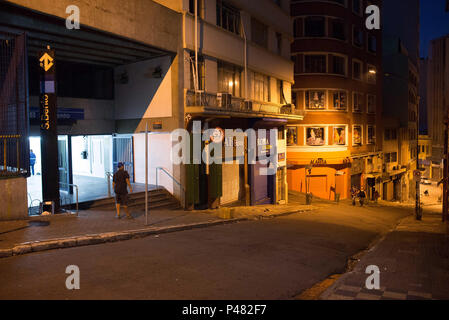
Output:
top-left (416, 97), bottom-right (422, 220)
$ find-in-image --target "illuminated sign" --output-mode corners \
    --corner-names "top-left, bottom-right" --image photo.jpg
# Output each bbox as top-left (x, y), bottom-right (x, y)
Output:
top-left (39, 52), bottom-right (54, 72)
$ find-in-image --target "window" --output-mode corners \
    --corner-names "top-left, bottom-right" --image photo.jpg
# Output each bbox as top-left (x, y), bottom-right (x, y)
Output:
top-left (287, 127), bottom-right (298, 146)
top-left (353, 60), bottom-right (362, 80)
top-left (385, 152), bottom-right (398, 163)
top-left (252, 72), bottom-right (269, 102)
top-left (189, 0), bottom-right (202, 15)
top-left (276, 79), bottom-right (286, 104)
top-left (216, 0), bottom-right (240, 35)
top-left (367, 65), bottom-right (377, 83)
top-left (367, 126), bottom-right (376, 144)
top-left (293, 18), bottom-right (301, 38)
top-left (333, 91), bottom-right (347, 110)
top-left (367, 94), bottom-right (376, 113)
top-left (332, 55), bottom-right (346, 75)
top-left (190, 53), bottom-right (205, 91)
top-left (391, 152), bottom-right (398, 162)
top-left (276, 32), bottom-right (282, 55)
top-left (305, 90), bottom-right (326, 109)
top-left (353, 27), bottom-right (364, 47)
top-left (331, 19), bottom-right (346, 41)
top-left (304, 16), bottom-right (326, 37)
top-left (333, 126), bottom-right (347, 145)
top-left (305, 54), bottom-right (327, 73)
top-left (218, 61), bottom-right (242, 97)
top-left (384, 129), bottom-right (398, 141)
top-left (353, 92), bottom-right (363, 112)
top-left (251, 18), bottom-right (268, 48)
top-left (368, 35), bottom-right (377, 53)
top-left (391, 129), bottom-right (397, 140)
top-left (353, 125), bottom-right (362, 146)
top-left (306, 127), bottom-right (326, 146)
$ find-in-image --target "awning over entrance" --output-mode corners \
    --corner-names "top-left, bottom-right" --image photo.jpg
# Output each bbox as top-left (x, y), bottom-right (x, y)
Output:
top-left (0, 2), bottom-right (173, 66)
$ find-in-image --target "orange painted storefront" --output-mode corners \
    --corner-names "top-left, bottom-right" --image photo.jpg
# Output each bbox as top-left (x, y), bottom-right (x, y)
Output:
top-left (287, 148), bottom-right (352, 200)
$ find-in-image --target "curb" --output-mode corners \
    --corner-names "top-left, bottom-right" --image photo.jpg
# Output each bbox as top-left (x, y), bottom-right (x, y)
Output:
top-left (0, 218), bottom-right (248, 259)
top-left (0, 207), bottom-right (316, 259)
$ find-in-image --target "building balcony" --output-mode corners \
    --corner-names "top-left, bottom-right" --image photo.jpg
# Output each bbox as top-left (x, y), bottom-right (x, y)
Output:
top-left (184, 90), bottom-right (304, 121)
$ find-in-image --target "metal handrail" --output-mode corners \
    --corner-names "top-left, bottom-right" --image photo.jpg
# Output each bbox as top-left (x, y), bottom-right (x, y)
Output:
top-left (59, 182), bottom-right (79, 216)
top-left (106, 171), bottom-right (113, 197)
top-left (156, 167), bottom-right (185, 207)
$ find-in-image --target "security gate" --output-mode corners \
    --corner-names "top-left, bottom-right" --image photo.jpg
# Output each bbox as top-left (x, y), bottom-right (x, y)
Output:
top-left (113, 135), bottom-right (134, 182)
top-left (0, 33), bottom-right (29, 177)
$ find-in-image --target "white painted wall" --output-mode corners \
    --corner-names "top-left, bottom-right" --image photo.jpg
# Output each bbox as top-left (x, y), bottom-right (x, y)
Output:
top-left (71, 135), bottom-right (113, 178)
top-left (72, 136), bottom-right (91, 176)
top-left (133, 133), bottom-right (174, 194)
top-left (115, 56), bottom-right (173, 120)
top-left (29, 96), bottom-right (115, 135)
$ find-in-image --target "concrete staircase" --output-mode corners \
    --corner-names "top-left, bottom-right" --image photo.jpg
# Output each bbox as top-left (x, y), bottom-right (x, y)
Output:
top-left (77, 188), bottom-right (181, 211)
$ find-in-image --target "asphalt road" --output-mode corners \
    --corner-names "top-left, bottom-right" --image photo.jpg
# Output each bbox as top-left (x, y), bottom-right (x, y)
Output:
top-left (0, 202), bottom-right (411, 300)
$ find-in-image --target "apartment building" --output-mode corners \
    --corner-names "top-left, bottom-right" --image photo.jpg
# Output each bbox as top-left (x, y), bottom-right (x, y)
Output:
top-left (288, 0), bottom-right (383, 201)
top-left (382, 0), bottom-right (420, 202)
top-left (156, 0), bottom-right (303, 209)
top-left (0, 0), bottom-right (304, 218)
top-left (427, 35), bottom-right (449, 181)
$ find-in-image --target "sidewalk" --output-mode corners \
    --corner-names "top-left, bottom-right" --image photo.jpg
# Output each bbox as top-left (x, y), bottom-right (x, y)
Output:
top-left (0, 203), bottom-right (314, 258)
top-left (321, 208), bottom-right (449, 300)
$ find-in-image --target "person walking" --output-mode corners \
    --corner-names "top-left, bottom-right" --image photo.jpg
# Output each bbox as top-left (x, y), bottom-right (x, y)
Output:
top-left (113, 162), bottom-right (133, 219)
top-left (351, 186), bottom-right (358, 206)
top-left (359, 187), bottom-right (367, 207)
top-left (30, 150), bottom-right (36, 175)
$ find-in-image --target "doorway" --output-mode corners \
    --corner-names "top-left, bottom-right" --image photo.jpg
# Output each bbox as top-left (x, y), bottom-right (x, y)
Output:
top-left (70, 135), bottom-right (113, 202)
top-left (27, 137), bottom-right (42, 207)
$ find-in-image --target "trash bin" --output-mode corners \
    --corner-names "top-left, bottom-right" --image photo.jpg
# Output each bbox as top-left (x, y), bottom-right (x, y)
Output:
top-left (40, 201), bottom-right (55, 216)
top-left (306, 193), bottom-right (313, 205)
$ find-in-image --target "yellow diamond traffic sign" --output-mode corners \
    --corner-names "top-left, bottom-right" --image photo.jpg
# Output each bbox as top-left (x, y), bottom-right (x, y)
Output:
top-left (39, 52), bottom-right (54, 72)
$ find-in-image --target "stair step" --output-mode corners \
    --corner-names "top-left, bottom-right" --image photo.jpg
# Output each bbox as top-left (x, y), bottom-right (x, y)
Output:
top-left (87, 190), bottom-right (168, 208)
top-left (82, 187), bottom-right (181, 211)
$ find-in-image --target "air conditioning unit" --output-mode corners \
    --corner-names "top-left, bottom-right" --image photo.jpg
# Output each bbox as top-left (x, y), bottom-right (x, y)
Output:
top-left (243, 100), bottom-right (253, 111)
top-left (217, 93), bottom-right (232, 108)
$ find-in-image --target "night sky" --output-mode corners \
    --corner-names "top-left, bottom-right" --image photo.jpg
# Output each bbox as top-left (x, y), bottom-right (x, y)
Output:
top-left (420, 0), bottom-right (449, 57)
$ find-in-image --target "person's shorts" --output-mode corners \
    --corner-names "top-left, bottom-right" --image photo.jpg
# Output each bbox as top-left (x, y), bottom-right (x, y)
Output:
top-left (115, 193), bottom-right (129, 206)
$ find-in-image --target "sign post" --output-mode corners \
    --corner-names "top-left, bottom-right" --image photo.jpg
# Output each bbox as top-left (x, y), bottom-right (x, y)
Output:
top-left (145, 122), bottom-right (149, 225)
top-left (39, 46), bottom-right (60, 212)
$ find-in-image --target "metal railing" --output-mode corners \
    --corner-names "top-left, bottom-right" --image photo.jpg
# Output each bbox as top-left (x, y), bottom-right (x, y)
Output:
top-left (156, 167), bottom-right (185, 208)
top-left (59, 182), bottom-right (79, 216)
top-left (0, 135), bottom-right (26, 177)
top-left (185, 90), bottom-right (306, 117)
